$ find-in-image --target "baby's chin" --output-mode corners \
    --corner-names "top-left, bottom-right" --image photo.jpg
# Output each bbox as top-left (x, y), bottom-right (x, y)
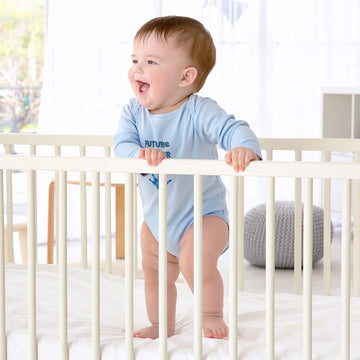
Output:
top-left (135, 97), bottom-right (155, 112)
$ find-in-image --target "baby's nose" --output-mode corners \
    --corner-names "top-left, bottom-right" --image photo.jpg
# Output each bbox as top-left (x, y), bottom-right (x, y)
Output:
top-left (134, 62), bottom-right (143, 74)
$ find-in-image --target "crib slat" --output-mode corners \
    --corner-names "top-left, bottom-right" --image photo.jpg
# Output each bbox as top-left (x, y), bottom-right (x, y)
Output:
top-left (341, 179), bottom-right (351, 360)
top-left (303, 178), bottom-right (313, 360)
top-left (0, 170), bottom-right (7, 359)
top-left (5, 162), bottom-right (14, 262)
top-left (5, 172), bottom-right (14, 262)
top-left (229, 176), bottom-right (238, 359)
top-left (59, 171), bottom-right (68, 359)
top-left (266, 176), bottom-right (275, 360)
top-left (294, 150), bottom-right (302, 295)
top-left (105, 170), bottom-right (112, 274)
top-left (92, 172), bottom-right (101, 359)
top-left (125, 173), bottom-right (134, 359)
top-left (4, 145), bottom-right (14, 263)
top-left (30, 145), bottom-right (37, 263)
top-left (28, 168), bottom-right (37, 360)
top-left (80, 146), bottom-right (88, 269)
top-left (237, 176), bottom-right (244, 291)
top-left (354, 151), bottom-right (360, 298)
top-left (323, 151), bottom-right (332, 296)
top-left (159, 173), bottom-right (168, 359)
top-left (132, 175), bottom-right (138, 277)
top-left (104, 146), bottom-right (112, 274)
top-left (194, 175), bottom-right (203, 359)
top-left (80, 171), bottom-right (88, 268)
top-left (266, 150), bottom-right (273, 161)
top-left (55, 144), bottom-right (61, 265)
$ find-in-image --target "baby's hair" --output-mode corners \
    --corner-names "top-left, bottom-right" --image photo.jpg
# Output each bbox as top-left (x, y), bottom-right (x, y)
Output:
top-left (135, 16), bottom-right (216, 92)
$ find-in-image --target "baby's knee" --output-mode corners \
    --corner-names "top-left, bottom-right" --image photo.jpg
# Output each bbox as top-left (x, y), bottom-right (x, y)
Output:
top-left (179, 255), bottom-right (219, 284)
top-left (142, 253), bottom-right (159, 275)
top-left (167, 263), bottom-right (180, 284)
top-left (178, 257), bottom-right (194, 283)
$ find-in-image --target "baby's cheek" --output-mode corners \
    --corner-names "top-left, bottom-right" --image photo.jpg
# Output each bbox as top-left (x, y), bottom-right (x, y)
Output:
top-left (128, 68), bottom-right (135, 83)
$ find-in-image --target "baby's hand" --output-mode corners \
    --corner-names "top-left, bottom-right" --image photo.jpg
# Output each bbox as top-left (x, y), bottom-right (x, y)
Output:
top-left (225, 147), bottom-right (259, 172)
top-left (139, 148), bottom-right (165, 166)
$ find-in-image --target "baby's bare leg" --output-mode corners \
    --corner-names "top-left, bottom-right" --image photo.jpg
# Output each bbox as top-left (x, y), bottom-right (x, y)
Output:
top-left (134, 221), bottom-right (180, 339)
top-left (179, 216), bottom-right (229, 339)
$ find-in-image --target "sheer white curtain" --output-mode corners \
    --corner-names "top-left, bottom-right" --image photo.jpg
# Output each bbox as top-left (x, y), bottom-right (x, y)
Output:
top-left (39, 0), bottom-right (360, 138)
top-left (39, 0), bottom-right (156, 133)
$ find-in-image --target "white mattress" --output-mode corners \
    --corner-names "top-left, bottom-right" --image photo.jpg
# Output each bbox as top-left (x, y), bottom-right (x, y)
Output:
top-left (4, 259), bottom-right (360, 360)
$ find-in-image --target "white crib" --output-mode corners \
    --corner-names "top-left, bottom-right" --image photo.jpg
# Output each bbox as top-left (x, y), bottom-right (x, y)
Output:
top-left (0, 134), bottom-right (359, 359)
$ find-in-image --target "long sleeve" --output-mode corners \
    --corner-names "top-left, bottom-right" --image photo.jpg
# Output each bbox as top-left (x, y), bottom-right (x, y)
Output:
top-left (192, 96), bottom-right (262, 159)
top-left (113, 99), bottom-right (141, 158)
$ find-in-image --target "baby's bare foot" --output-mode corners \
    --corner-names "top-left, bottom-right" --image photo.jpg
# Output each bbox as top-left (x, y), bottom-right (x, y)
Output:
top-left (134, 325), bottom-right (175, 339)
top-left (203, 313), bottom-right (229, 339)
top-left (134, 325), bottom-right (159, 339)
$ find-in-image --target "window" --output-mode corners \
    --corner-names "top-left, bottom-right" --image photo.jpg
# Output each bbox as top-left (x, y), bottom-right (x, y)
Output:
top-left (0, 0), bottom-right (45, 133)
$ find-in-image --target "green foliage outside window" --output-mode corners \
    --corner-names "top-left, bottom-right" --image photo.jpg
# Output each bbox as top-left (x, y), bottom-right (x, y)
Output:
top-left (0, 0), bottom-right (45, 132)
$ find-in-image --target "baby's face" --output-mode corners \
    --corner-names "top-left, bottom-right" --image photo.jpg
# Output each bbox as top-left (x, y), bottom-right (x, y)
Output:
top-left (128, 33), bottom-right (193, 114)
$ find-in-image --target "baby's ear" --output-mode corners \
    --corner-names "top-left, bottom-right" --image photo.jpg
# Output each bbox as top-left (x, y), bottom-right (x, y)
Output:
top-left (179, 66), bottom-right (197, 88)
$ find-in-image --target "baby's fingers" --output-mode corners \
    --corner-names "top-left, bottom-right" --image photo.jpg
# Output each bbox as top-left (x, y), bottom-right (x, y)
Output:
top-left (150, 149), bottom-right (165, 166)
top-left (225, 150), bottom-right (244, 172)
top-left (225, 151), bottom-right (232, 165)
top-left (139, 148), bottom-right (165, 166)
top-left (243, 150), bottom-right (257, 169)
top-left (139, 148), bottom-right (146, 159)
top-left (226, 147), bottom-right (258, 172)
top-left (233, 151), bottom-right (246, 172)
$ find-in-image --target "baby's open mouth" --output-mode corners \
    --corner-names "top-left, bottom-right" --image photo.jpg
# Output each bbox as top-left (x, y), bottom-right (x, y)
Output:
top-left (137, 81), bottom-right (150, 94)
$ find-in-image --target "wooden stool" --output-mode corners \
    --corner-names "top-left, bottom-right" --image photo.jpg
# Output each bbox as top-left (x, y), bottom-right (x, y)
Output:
top-left (4, 215), bottom-right (28, 263)
top-left (47, 179), bottom-right (125, 264)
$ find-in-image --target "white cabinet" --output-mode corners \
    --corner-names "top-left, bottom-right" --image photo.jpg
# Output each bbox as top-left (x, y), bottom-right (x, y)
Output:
top-left (322, 87), bottom-right (360, 219)
top-left (322, 87), bottom-right (360, 139)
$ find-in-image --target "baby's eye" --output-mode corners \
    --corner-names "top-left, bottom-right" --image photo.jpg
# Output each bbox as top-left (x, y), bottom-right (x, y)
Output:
top-left (132, 59), bottom-right (138, 65)
top-left (147, 60), bottom-right (156, 65)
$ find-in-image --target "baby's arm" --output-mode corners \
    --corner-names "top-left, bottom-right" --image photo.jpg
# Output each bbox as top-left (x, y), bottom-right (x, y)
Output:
top-left (139, 148), bottom-right (166, 166)
top-left (225, 147), bottom-right (260, 172)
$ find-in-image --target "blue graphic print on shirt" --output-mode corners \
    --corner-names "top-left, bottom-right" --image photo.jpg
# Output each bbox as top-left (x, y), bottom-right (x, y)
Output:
top-left (148, 174), bottom-right (172, 189)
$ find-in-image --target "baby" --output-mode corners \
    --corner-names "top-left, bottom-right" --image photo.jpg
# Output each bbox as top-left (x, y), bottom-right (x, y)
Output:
top-left (114, 16), bottom-right (261, 339)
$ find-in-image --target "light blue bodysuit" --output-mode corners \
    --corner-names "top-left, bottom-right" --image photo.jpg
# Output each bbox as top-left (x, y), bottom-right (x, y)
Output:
top-left (114, 94), bottom-right (261, 257)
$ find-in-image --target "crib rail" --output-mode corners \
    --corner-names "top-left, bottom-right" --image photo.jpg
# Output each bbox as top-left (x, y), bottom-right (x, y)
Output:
top-left (0, 154), bottom-right (359, 360)
top-left (0, 155), bottom-right (359, 178)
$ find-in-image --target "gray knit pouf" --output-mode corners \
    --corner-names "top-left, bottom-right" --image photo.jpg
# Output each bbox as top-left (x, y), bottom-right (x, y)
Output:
top-left (244, 201), bottom-right (333, 269)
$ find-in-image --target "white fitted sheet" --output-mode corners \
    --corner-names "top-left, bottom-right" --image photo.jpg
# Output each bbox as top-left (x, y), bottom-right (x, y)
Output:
top-left (4, 255), bottom-right (360, 360)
